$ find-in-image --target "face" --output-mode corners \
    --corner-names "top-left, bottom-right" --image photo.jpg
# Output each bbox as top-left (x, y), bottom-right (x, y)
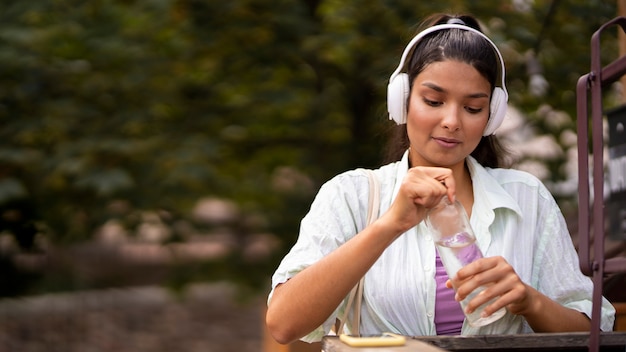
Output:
top-left (406, 59), bottom-right (490, 171)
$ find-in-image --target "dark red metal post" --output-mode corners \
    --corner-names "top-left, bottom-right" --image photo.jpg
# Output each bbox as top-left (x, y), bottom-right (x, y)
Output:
top-left (577, 16), bottom-right (626, 352)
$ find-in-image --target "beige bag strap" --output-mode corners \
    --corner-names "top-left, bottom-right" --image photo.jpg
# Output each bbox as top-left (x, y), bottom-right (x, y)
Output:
top-left (336, 169), bottom-right (380, 336)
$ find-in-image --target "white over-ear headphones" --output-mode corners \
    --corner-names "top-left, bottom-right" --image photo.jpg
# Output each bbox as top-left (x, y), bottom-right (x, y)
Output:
top-left (387, 23), bottom-right (508, 136)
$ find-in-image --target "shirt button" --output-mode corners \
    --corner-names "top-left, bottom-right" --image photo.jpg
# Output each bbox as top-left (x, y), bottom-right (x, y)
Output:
top-left (424, 265), bottom-right (431, 272)
top-left (427, 312), bottom-right (433, 317)
top-left (425, 235), bottom-right (432, 241)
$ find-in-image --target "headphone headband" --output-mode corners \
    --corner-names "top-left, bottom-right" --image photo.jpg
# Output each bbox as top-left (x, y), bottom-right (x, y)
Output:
top-left (387, 23), bottom-right (508, 136)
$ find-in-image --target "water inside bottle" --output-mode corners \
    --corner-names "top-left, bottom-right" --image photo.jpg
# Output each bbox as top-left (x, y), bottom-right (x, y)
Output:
top-left (436, 231), bottom-right (483, 271)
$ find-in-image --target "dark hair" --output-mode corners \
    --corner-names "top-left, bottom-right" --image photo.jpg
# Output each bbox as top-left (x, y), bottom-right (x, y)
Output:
top-left (383, 14), bottom-right (509, 168)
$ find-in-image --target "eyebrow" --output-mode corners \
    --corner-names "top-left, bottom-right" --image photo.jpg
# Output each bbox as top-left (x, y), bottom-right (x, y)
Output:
top-left (421, 82), bottom-right (489, 99)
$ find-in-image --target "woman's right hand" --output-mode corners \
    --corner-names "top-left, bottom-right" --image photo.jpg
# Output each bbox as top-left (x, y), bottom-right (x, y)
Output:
top-left (379, 166), bottom-right (456, 234)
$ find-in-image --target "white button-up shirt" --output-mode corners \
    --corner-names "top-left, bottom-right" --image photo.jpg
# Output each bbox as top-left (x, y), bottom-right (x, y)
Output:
top-left (269, 152), bottom-right (616, 342)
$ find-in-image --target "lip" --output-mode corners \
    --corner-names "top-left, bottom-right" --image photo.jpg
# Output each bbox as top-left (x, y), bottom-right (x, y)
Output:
top-left (432, 136), bottom-right (461, 148)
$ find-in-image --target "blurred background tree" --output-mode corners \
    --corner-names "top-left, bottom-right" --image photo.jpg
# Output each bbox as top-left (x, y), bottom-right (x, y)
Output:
top-left (0, 0), bottom-right (619, 296)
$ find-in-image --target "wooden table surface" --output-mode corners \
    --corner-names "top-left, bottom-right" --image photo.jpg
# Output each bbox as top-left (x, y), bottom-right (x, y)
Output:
top-left (323, 332), bottom-right (626, 352)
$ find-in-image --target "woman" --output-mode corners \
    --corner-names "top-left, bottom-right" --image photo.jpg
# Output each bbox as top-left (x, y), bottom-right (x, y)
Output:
top-left (266, 13), bottom-right (616, 344)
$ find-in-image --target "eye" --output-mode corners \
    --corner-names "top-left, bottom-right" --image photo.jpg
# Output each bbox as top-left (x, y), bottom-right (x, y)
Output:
top-left (465, 106), bottom-right (483, 114)
top-left (423, 98), bottom-right (442, 107)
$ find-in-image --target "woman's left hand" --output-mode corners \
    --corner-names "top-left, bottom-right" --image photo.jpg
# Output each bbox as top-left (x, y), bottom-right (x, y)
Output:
top-left (446, 256), bottom-right (536, 318)
top-left (447, 255), bottom-right (592, 332)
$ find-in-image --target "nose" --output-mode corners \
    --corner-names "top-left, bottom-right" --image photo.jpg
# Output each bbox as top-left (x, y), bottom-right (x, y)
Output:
top-left (441, 105), bottom-right (462, 131)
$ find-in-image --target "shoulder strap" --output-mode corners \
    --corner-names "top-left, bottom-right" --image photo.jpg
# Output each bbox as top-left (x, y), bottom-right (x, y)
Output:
top-left (365, 170), bottom-right (381, 226)
top-left (336, 169), bottom-right (380, 336)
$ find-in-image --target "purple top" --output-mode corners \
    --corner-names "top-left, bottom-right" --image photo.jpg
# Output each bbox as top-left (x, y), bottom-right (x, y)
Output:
top-left (434, 250), bottom-right (464, 335)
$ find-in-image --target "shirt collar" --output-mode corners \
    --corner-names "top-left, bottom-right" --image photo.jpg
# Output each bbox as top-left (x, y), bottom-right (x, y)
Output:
top-left (466, 156), bottom-right (524, 221)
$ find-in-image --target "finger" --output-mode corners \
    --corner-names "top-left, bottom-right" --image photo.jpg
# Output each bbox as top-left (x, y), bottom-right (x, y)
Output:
top-left (455, 257), bottom-right (496, 282)
top-left (453, 259), bottom-right (502, 301)
top-left (419, 167), bottom-right (456, 202)
top-left (451, 274), bottom-right (477, 301)
top-left (415, 178), bottom-right (449, 207)
top-left (458, 259), bottom-right (522, 315)
top-left (477, 280), bottom-right (526, 317)
top-left (461, 284), bottom-right (500, 315)
top-left (405, 176), bottom-right (449, 208)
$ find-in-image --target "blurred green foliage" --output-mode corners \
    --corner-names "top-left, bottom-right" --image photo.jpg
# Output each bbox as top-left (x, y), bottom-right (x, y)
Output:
top-left (0, 0), bottom-right (619, 295)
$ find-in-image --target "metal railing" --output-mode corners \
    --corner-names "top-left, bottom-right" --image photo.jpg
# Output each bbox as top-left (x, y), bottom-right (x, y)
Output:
top-left (576, 15), bottom-right (626, 352)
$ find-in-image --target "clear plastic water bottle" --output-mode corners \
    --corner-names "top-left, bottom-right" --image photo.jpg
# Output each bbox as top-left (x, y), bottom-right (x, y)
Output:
top-left (425, 197), bottom-right (506, 327)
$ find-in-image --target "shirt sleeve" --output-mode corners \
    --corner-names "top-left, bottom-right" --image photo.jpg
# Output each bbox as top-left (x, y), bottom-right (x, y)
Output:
top-left (532, 186), bottom-right (616, 331)
top-left (267, 171), bottom-right (369, 342)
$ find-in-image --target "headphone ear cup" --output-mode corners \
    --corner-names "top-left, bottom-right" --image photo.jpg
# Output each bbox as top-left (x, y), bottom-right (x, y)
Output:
top-left (483, 87), bottom-right (508, 136)
top-left (387, 73), bottom-right (410, 124)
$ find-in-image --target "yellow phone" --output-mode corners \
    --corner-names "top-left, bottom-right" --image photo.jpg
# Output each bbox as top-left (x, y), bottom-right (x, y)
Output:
top-left (339, 332), bottom-right (406, 347)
